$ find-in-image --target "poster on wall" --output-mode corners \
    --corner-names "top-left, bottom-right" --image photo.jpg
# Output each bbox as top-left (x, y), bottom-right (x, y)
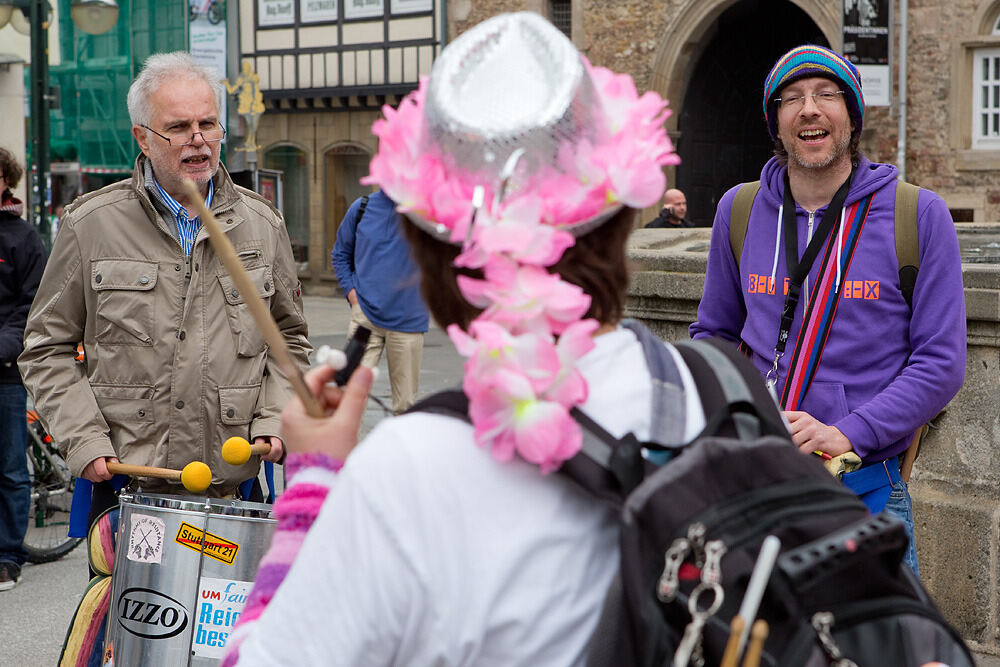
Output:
top-left (390, 0), bottom-right (431, 14)
top-left (190, 18), bottom-right (228, 123)
top-left (842, 0), bottom-right (891, 106)
top-left (345, 0), bottom-right (383, 20)
top-left (301, 0), bottom-right (338, 22)
top-left (259, 0), bottom-right (295, 26)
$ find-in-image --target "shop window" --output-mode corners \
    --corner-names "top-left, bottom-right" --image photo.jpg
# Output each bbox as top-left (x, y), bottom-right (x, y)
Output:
top-left (973, 47), bottom-right (1000, 149)
top-left (263, 145), bottom-right (310, 266)
top-left (548, 0), bottom-right (571, 38)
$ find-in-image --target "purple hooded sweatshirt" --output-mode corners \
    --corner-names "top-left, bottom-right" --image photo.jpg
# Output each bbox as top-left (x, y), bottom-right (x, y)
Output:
top-left (691, 156), bottom-right (966, 463)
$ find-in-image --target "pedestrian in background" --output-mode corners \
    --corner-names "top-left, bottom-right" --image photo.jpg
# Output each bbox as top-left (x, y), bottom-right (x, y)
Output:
top-left (332, 189), bottom-right (428, 414)
top-left (690, 45), bottom-right (966, 576)
top-left (20, 52), bottom-right (310, 532)
top-left (645, 188), bottom-right (693, 228)
top-left (0, 147), bottom-right (46, 591)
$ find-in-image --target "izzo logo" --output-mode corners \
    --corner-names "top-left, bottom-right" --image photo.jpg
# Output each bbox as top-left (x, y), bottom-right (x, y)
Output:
top-left (117, 587), bottom-right (190, 639)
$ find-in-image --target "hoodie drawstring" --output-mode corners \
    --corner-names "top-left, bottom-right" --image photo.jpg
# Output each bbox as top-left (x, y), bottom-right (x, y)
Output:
top-left (769, 204), bottom-right (783, 292)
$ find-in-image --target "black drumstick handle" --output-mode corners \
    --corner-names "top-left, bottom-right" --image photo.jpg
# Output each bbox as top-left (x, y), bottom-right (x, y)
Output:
top-left (334, 326), bottom-right (372, 386)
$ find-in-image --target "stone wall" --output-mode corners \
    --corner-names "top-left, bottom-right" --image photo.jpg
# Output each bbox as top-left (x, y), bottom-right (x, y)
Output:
top-left (626, 227), bottom-right (1000, 658)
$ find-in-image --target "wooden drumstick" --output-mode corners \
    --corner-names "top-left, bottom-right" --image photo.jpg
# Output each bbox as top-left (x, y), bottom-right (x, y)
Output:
top-left (720, 615), bottom-right (746, 667)
top-left (106, 461), bottom-right (212, 493)
top-left (742, 620), bottom-right (769, 667)
top-left (181, 178), bottom-right (323, 418)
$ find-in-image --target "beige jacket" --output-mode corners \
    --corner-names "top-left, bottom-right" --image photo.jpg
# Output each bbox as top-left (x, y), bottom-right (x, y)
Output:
top-left (19, 156), bottom-right (311, 494)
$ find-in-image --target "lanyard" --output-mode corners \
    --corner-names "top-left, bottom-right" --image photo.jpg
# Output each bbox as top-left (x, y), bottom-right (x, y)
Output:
top-left (765, 169), bottom-right (854, 389)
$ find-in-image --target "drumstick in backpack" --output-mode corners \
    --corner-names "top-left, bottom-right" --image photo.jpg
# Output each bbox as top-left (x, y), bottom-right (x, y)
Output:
top-left (106, 461), bottom-right (212, 493)
top-left (181, 178), bottom-right (323, 418)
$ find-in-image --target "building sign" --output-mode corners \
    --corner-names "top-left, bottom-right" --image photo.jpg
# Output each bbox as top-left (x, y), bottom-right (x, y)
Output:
top-left (259, 0), bottom-right (295, 26)
top-left (842, 0), bottom-right (891, 106)
top-left (192, 578), bottom-right (253, 659)
top-left (190, 20), bottom-right (229, 123)
top-left (345, 0), bottom-right (382, 20)
top-left (302, 0), bottom-right (338, 22)
top-left (391, 0), bottom-right (431, 13)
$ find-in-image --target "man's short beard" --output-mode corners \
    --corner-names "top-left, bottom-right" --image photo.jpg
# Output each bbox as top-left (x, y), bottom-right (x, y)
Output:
top-left (788, 131), bottom-right (851, 170)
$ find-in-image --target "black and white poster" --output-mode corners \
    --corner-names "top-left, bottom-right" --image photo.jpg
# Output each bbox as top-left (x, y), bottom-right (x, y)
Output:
top-left (842, 0), bottom-right (891, 106)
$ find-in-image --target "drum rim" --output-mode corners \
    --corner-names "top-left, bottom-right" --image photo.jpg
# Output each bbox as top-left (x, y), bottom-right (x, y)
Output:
top-left (118, 492), bottom-right (275, 520)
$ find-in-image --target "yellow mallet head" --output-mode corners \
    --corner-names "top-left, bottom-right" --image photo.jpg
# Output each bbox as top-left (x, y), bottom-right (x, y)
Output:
top-left (221, 436), bottom-right (252, 466)
top-left (180, 461), bottom-right (212, 493)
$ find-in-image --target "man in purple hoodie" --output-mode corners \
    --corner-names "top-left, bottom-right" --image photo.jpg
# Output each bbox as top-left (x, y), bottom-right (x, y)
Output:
top-left (690, 45), bottom-right (966, 576)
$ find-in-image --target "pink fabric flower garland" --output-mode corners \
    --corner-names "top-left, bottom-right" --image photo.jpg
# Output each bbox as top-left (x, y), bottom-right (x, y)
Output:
top-left (366, 60), bottom-right (679, 473)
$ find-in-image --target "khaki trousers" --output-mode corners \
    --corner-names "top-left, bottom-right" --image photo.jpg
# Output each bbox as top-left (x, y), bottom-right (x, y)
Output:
top-left (348, 304), bottom-right (425, 414)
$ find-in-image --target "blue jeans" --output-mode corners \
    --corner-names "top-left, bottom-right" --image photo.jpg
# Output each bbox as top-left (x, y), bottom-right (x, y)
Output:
top-left (0, 384), bottom-right (29, 567)
top-left (883, 478), bottom-right (919, 578)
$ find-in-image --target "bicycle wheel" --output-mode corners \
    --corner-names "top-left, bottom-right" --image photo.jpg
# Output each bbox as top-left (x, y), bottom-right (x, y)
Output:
top-left (207, 1), bottom-right (224, 24)
top-left (24, 437), bottom-right (82, 564)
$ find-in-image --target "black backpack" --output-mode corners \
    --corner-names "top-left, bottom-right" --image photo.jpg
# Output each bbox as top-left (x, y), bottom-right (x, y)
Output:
top-left (409, 320), bottom-right (973, 667)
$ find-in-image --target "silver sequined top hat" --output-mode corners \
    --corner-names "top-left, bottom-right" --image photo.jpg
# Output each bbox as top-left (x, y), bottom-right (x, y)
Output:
top-left (421, 12), bottom-right (601, 218)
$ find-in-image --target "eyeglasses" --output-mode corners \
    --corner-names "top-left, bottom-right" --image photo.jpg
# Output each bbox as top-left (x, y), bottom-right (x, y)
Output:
top-left (141, 123), bottom-right (226, 146)
top-left (774, 90), bottom-right (846, 111)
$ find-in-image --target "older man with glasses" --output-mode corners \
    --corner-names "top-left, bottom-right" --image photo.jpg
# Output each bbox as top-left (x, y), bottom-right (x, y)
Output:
top-left (20, 52), bottom-right (310, 532)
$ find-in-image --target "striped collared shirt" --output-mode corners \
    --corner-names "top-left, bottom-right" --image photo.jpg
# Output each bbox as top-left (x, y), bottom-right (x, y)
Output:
top-left (149, 175), bottom-right (215, 257)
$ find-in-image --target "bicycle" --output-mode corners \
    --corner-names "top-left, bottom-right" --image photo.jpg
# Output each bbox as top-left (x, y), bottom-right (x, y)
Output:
top-left (189, 0), bottom-right (225, 24)
top-left (24, 409), bottom-right (82, 563)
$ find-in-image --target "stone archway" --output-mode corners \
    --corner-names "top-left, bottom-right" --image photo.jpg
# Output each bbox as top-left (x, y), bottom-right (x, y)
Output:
top-left (648, 0), bottom-right (838, 226)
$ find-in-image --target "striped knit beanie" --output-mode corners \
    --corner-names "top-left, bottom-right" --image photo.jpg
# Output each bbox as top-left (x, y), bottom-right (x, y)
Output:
top-left (763, 44), bottom-right (864, 141)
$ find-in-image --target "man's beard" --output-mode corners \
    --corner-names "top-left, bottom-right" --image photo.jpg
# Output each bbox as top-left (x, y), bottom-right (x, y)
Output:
top-left (788, 131), bottom-right (851, 171)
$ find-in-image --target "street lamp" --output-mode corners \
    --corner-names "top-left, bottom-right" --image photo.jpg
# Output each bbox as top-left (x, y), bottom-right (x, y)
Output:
top-left (0, 0), bottom-right (119, 244)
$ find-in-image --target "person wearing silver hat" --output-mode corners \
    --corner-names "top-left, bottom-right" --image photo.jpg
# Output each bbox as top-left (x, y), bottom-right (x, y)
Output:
top-left (691, 45), bottom-right (966, 577)
top-left (220, 12), bottom-right (693, 666)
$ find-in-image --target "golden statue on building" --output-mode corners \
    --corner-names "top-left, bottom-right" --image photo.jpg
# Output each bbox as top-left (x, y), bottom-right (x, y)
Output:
top-left (224, 61), bottom-right (265, 153)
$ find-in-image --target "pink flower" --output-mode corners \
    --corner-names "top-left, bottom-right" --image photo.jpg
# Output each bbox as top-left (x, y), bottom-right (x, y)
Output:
top-left (457, 259), bottom-right (591, 336)
top-left (465, 366), bottom-right (583, 474)
top-left (456, 197), bottom-right (576, 269)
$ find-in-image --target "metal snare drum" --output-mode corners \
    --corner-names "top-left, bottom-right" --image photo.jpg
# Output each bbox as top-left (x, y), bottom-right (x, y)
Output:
top-left (105, 493), bottom-right (276, 666)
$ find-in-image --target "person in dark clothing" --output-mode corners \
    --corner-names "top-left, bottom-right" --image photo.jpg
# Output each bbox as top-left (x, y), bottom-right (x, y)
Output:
top-left (0, 147), bottom-right (46, 591)
top-left (645, 188), bottom-right (693, 228)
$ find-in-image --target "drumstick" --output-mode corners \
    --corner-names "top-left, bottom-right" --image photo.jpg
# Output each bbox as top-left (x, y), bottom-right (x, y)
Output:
top-left (742, 620), bottom-right (769, 667)
top-left (720, 615), bottom-right (746, 667)
top-left (221, 436), bottom-right (270, 466)
top-left (181, 178), bottom-right (323, 418)
top-left (107, 461), bottom-right (212, 493)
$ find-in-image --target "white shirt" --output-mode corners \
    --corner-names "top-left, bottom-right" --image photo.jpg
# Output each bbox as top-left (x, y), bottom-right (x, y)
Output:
top-left (236, 328), bottom-right (705, 666)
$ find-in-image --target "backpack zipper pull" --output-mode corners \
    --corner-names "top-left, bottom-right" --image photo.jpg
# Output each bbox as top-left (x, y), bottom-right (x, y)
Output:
top-left (657, 537), bottom-right (690, 602)
top-left (811, 611), bottom-right (858, 667)
top-left (701, 540), bottom-right (727, 586)
top-left (688, 522), bottom-right (707, 568)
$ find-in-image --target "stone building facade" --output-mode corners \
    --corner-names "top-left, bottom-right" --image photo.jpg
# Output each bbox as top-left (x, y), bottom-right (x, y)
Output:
top-left (244, 0), bottom-right (1000, 283)
top-left (455, 0), bottom-right (1000, 226)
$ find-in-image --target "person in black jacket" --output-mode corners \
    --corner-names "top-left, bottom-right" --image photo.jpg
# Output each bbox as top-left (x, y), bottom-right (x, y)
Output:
top-left (645, 188), bottom-right (694, 228)
top-left (0, 147), bottom-right (46, 591)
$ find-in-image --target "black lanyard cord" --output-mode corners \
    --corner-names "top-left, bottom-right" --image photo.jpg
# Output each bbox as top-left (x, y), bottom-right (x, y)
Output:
top-left (765, 168), bottom-right (854, 387)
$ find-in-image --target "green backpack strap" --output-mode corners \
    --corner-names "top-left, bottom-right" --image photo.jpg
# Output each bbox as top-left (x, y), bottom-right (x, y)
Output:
top-left (729, 181), bottom-right (761, 268)
top-left (894, 181), bottom-right (921, 310)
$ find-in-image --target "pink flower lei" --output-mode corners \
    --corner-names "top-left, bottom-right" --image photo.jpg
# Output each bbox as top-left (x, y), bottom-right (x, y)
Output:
top-left (365, 60), bottom-right (679, 474)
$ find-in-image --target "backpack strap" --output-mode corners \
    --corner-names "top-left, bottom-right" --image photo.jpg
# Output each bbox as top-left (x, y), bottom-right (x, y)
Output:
top-left (894, 181), bottom-right (920, 310)
top-left (729, 181), bottom-right (761, 268)
top-left (354, 194), bottom-right (370, 226)
top-left (673, 338), bottom-right (787, 442)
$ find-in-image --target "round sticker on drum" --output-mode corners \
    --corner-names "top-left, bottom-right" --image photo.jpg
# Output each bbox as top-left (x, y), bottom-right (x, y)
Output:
top-left (128, 513), bottom-right (166, 564)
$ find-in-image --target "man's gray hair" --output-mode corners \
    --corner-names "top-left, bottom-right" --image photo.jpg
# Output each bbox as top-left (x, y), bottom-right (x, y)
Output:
top-left (127, 52), bottom-right (224, 127)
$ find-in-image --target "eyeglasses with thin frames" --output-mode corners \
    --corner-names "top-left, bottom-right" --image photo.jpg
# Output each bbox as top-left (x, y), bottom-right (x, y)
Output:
top-left (774, 90), bottom-right (846, 111)
top-left (141, 123), bottom-right (227, 146)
